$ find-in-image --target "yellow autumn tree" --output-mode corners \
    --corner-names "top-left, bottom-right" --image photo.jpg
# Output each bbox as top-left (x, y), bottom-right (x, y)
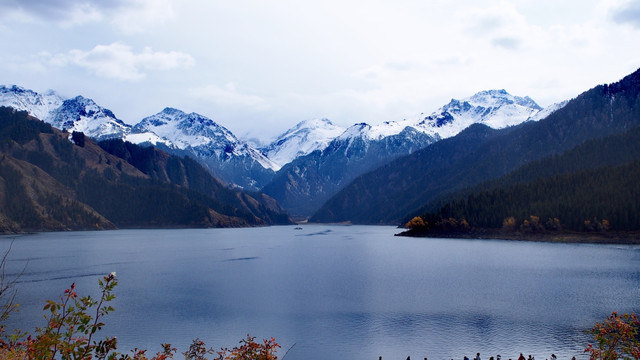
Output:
top-left (502, 216), bottom-right (517, 232)
top-left (405, 216), bottom-right (426, 230)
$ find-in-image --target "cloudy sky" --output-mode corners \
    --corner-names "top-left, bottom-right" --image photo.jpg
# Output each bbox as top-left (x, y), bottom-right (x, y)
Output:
top-left (1, 0), bottom-right (639, 141)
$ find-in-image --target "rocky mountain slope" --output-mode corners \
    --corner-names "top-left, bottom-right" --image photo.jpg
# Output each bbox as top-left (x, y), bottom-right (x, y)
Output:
top-left (0, 107), bottom-right (291, 232)
top-left (129, 107), bottom-right (278, 190)
top-left (0, 86), bottom-right (278, 191)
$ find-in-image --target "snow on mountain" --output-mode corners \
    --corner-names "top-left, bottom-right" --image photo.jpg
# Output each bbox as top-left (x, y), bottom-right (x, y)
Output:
top-left (261, 118), bottom-right (346, 168)
top-left (260, 89), bottom-right (554, 216)
top-left (1, 84), bottom-right (567, 193)
top-left (124, 131), bottom-right (167, 146)
top-left (0, 85), bottom-right (64, 121)
top-left (131, 107), bottom-right (230, 149)
top-left (310, 89), bottom-right (547, 156)
top-left (392, 89), bottom-right (544, 140)
top-left (130, 107), bottom-right (278, 171)
top-left (0, 85), bottom-right (277, 189)
top-left (262, 123), bottom-right (438, 217)
top-left (49, 96), bottom-right (131, 141)
top-left (0, 85), bottom-right (130, 141)
top-left (334, 121), bottom-right (413, 143)
top-left (260, 89), bottom-right (555, 173)
top-left (529, 100), bottom-right (569, 121)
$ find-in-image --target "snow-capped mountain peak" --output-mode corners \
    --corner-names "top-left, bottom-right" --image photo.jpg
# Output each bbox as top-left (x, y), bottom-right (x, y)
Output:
top-left (0, 84), bottom-right (64, 121)
top-left (529, 100), bottom-right (569, 121)
top-left (405, 89), bottom-right (544, 139)
top-left (261, 118), bottom-right (346, 168)
top-left (336, 123), bottom-right (372, 140)
top-left (132, 107), bottom-right (237, 149)
top-left (131, 107), bottom-right (278, 172)
top-left (0, 85), bottom-right (129, 141)
top-left (49, 95), bottom-right (131, 141)
top-left (466, 89), bottom-right (541, 109)
top-left (322, 89), bottom-right (549, 154)
top-left (1, 84), bottom-right (567, 192)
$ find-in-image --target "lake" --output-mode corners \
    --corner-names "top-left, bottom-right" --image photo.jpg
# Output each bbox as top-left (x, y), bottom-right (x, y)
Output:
top-left (1, 226), bottom-right (639, 360)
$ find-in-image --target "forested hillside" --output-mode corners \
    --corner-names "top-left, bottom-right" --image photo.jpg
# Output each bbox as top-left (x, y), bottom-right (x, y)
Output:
top-left (399, 124), bottom-right (640, 239)
top-left (411, 124), bottom-right (640, 216)
top-left (0, 107), bottom-right (291, 232)
top-left (415, 159), bottom-right (640, 233)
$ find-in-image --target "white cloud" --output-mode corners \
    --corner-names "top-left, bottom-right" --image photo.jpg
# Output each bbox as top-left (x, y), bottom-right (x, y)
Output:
top-left (189, 83), bottom-right (271, 112)
top-left (0, 0), bottom-right (173, 32)
top-left (458, 2), bottom-right (536, 50)
top-left (610, 0), bottom-right (640, 28)
top-left (110, 0), bottom-right (174, 34)
top-left (0, 52), bottom-right (50, 73)
top-left (491, 36), bottom-right (523, 50)
top-left (0, 0), bottom-right (113, 26)
top-left (50, 42), bottom-right (194, 81)
top-left (3, 0), bottom-right (640, 141)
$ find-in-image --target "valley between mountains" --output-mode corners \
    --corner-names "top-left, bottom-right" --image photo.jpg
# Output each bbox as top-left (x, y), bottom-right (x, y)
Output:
top-left (1, 67), bottom-right (639, 238)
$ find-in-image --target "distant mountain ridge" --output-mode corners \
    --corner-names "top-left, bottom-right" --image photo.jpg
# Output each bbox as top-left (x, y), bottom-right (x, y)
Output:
top-left (261, 89), bottom-right (554, 217)
top-left (1, 84), bottom-right (561, 208)
top-left (0, 85), bottom-right (64, 121)
top-left (310, 67), bottom-right (640, 225)
top-left (262, 125), bottom-right (438, 217)
top-left (354, 88), bottom-right (544, 141)
top-left (52, 96), bottom-right (131, 141)
top-left (0, 86), bottom-right (276, 190)
top-left (259, 118), bottom-right (346, 168)
top-left (129, 107), bottom-right (278, 190)
top-left (0, 86), bottom-right (128, 141)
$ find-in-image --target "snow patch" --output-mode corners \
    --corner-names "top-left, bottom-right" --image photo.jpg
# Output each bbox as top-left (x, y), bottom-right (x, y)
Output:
top-left (262, 118), bottom-right (346, 168)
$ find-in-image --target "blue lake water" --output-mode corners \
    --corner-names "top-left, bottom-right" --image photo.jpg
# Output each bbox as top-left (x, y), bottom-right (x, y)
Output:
top-left (1, 226), bottom-right (639, 360)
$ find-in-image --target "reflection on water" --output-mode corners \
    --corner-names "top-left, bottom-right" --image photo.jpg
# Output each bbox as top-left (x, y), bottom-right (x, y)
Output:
top-left (1, 226), bottom-right (639, 360)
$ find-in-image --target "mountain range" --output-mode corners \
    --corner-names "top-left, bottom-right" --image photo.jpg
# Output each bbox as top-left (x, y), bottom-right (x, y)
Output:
top-left (261, 89), bottom-right (559, 217)
top-left (311, 67), bottom-right (640, 225)
top-left (0, 84), bottom-right (561, 219)
top-left (0, 86), bottom-right (277, 190)
top-left (3, 64), bottom-right (639, 232)
top-left (3, 64), bottom-right (640, 233)
top-left (0, 107), bottom-right (292, 232)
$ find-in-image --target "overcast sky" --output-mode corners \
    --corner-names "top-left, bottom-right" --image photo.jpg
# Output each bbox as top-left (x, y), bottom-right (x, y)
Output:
top-left (1, 0), bottom-right (639, 141)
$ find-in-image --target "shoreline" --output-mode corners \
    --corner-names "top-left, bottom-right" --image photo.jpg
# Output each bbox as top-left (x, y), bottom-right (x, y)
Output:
top-left (4, 225), bottom-right (640, 245)
top-left (395, 229), bottom-right (640, 245)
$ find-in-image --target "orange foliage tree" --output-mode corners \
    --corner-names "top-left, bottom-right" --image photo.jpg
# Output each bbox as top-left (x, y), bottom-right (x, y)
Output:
top-left (585, 312), bottom-right (640, 360)
top-left (405, 216), bottom-right (427, 230)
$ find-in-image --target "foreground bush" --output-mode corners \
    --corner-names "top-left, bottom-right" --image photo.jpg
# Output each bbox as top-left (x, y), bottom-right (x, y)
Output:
top-left (585, 312), bottom-right (640, 360)
top-left (0, 273), bottom-right (280, 360)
